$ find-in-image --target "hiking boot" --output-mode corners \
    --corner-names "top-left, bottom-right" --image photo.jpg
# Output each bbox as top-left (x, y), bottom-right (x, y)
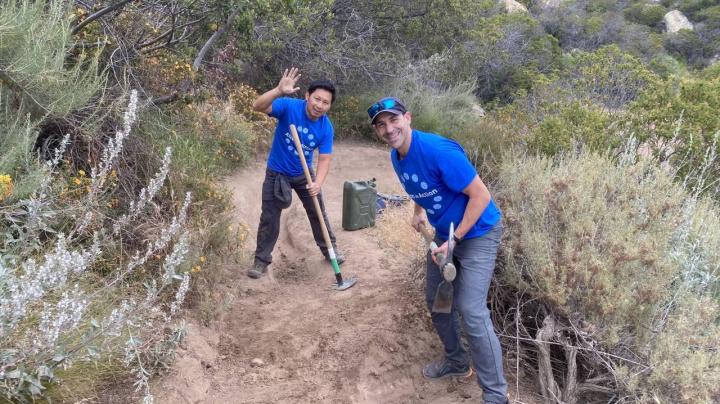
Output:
top-left (422, 361), bottom-right (472, 379)
top-left (247, 262), bottom-right (268, 279)
top-left (324, 252), bottom-right (345, 266)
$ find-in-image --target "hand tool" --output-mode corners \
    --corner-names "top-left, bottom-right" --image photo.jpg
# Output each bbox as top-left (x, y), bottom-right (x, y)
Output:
top-left (289, 124), bottom-right (357, 291)
top-left (418, 222), bottom-right (456, 313)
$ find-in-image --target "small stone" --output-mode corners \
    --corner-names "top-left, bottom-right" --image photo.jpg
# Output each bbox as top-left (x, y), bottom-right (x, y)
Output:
top-left (251, 358), bottom-right (265, 367)
top-left (459, 390), bottom-right (472, 399)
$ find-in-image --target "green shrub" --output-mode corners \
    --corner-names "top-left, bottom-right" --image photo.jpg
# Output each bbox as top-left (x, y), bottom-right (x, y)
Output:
top-left (496, 150), bottom-right (720, 401)
top-left (648, 53), bottom-right (685, 77)
top-left (677, 0), bottom-right (719, 17)
top-left (528, 101), bottom-right (615, 156)
top-left (664, 29), bottom-right (707, 66)
top-left (560, 45), bottom-right (660, 108)
top-left (328, 94), bottom-right (376, 140)
top-left (624, 3), bottom-right (668, 28)
top-left (140, 98), bottom-right (259, 180)
top-left (627, 69), bottom-right (720, 196)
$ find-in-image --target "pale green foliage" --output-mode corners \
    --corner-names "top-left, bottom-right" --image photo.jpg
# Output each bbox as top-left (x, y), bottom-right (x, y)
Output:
top-left (331, 61), bottom-right (484, 141)
top-left (499, 153), bottom-right (682, 344)
top-left (648, 296), bottom-right (720, 402)
top-left (0, 0), bottom-right (103, 118)
top-left (497, 151), bottom-right (720, 400)
top-left (0, 0), bottom-right (104, 201)
top-left (0, 112), bottom-right (44, 199)
top-left (391, 78), bottom-right (480, 140)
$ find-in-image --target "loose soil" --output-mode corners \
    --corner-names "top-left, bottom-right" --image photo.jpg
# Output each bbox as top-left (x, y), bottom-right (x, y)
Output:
top-left (153, 142), bottom-right (540, 403)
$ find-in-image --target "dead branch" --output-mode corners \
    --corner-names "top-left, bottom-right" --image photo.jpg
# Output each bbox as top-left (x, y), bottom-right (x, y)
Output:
top-left (192, 6), bottom-right (244, 71)
top-left (71, 0), bottom-right (135, 35)
top-left (535, 314), bottom-right (563, 403)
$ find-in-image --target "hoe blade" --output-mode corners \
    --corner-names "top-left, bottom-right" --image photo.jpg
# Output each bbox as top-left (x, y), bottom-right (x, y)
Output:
top-left (432, 280), bottom-right (453, 313)
top-left (332, 275), bottom-right (358, 291)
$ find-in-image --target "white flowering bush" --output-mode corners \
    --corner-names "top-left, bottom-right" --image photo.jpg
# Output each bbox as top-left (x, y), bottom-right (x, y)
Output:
top-left (0, 91), bottom-right (192, 402)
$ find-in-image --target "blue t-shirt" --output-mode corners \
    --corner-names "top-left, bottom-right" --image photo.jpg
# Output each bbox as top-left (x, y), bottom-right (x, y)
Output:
top-left (391, 130), bottom-right (501, 240)
top-left (266, 97), bottom-right (334, 176)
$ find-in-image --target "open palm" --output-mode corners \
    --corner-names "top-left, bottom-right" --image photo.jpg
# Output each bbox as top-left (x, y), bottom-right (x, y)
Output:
top-left (278, 67), bottom-right (301, 95)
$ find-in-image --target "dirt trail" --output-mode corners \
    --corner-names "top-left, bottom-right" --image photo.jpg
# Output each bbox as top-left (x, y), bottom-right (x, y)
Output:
top-left (153, 142), bottom-right (533, 403)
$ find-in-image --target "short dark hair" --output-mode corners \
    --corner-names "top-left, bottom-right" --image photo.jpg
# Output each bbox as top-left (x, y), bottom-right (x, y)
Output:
top-left (307, 79), bottom-right (336, 104)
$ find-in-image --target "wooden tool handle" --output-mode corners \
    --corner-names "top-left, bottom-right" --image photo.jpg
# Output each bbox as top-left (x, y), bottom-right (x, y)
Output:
top-left (289, 124), bottom-right (314, 187)
top-left (417, 223), bottom-right (447, 265)
top-left (417, 222), bottom-right (434, 243)
top-left (289, 124), bottom-right (336, 261)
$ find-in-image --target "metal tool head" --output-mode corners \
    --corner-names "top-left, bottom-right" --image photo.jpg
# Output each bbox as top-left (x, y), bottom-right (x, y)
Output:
top-left (432, 222), bottom-right (458, 313)
top-left (432, 280), bottom-right (453, 313)
top-left (332, 274), bottom-right (357, 291)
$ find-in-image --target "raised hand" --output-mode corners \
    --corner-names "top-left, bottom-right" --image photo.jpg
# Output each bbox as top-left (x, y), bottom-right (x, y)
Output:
top-left (277, 67), bottom-right (301, 95)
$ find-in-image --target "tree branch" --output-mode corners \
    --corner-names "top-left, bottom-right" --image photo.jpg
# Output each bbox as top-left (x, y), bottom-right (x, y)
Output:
top-left (71, 0), bottom-right (135, 35)
top-left (192, 6), bottom-right (244, 71)
top-left (136, 17), bottom-right (205, 50)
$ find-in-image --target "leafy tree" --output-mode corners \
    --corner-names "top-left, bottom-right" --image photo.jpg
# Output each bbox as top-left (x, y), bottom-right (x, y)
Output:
top-left (237, 0), bottom-right (404, 91)
top-left (464, 12), bottom-right (560, 104)
top-left (398, 0), bottom-right (499, 59)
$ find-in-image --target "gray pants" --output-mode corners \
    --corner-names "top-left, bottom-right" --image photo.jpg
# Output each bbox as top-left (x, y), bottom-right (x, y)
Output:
top-left (254, 169), bottom-right (337, 266)
top-left (426, 224), bottom-right (507, 403)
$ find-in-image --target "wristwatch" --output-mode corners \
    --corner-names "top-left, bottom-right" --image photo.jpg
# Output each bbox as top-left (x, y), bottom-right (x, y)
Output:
top-left (453, 234), bottom-right (462, 245)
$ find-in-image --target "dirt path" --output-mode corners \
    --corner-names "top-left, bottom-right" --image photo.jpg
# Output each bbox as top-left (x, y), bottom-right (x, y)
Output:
top-left (153, 142), bottom-right (532, 403)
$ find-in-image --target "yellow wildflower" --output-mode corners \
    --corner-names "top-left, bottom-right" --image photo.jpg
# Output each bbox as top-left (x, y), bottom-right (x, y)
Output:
top-left (78, 169), bottom-right (86, 177)
top-left (74, 178), bottom-right (82, 185)
top-left (199, 256), bottom-right (206, 263)
top-left (0, 174), bottom-right (13, 202)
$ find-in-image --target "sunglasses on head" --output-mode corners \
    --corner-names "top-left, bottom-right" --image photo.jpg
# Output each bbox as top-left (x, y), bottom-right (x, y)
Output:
top-left (367, 98), bottom-right (403, 120)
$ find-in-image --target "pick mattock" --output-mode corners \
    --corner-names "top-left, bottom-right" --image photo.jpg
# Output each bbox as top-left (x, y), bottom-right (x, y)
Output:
top-left (289, 124), bottom-right (357, 291)
top-left (417, 222), bottom-right (456, 313)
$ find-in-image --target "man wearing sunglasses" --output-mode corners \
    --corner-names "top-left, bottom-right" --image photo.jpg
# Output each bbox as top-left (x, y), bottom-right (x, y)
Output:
top-left (368, 97), bottom-right (508, 404)
top-left (247, 67), bottom-right (344, 279)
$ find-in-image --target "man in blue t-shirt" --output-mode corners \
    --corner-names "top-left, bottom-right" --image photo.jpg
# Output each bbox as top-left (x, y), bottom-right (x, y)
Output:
top-left (247, 67), bottom-right (344, 279)
top-left (368, 97), bottom-right (508, 404)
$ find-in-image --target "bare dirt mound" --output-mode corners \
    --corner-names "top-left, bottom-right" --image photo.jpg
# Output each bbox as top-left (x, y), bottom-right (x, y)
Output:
top-left (153, 142), bottom-right (536, 403)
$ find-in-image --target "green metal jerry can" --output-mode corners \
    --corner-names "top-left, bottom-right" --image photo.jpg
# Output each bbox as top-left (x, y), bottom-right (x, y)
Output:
top-left (342, 179), bottom-right (377, 231)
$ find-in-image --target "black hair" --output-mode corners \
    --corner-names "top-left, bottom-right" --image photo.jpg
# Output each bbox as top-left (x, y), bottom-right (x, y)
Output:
top-left (307, 79), bottom-right (336, 104)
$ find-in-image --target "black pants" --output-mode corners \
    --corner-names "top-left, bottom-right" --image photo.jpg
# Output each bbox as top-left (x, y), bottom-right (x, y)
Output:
top-left (254, 169), bottom-right (337, 266)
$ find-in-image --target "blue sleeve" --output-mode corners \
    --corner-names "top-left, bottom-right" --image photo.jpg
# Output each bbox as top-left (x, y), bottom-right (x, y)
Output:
top-left (318, 120), bottom-right (334, 154)
top-left (269, 97), bottom-right (289, 119)
top-left (436, 140), bottom-right (476, 192)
